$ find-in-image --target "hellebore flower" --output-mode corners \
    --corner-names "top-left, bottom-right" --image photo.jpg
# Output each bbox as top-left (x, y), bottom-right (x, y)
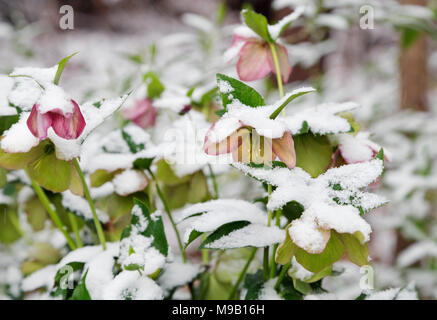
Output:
top-left (337, 132), bottom-right (391, 164)
top-left (27, 100), bottom-right (86, 140)
top-left (203, 104), bottom-right (296, 168)
top-left (228, 34), bottom-right (292, 83)
top-left (123, 99), bottom-right (157, 129)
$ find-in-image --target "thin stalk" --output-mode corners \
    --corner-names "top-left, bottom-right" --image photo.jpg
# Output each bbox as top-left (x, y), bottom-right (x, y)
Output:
top-left (201, 234), bottom-right (209, 264)
top-left (208, 164), bottom-right (219, 199)
top-left (274, 262), bottom-right (291, 290)
top-left (68, 212), bottom-right (83, 248)
top-left (228, 247), bottom-right (258, 300)
top-left (269, 209), bottom-right (282, 278)
top-left (268, 42), bottom-right (284, 99)
top-left (147, 169), bottom-right (187, 263)
top-left (27, 172), bottom-right (76, 250)
top-left (73, 158), bottom-right (106, 250)
top-left (263, 247), bottom-right (269, 281)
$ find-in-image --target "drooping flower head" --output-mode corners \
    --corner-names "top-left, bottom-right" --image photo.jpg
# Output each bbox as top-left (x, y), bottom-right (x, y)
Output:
top-left (123, 99), bottom-right (157, 129)
top-left (27, 100), bottom-right (86, 140)
top-left (225, 8), bottom-right (304, 82)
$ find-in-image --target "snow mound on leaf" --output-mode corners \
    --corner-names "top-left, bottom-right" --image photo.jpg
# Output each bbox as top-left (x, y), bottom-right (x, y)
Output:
top-left (202, 224), bottom-right (285, 249)
top-left (61, 191), bottom-right (109, 223)
top-left (1, 113), bottom-right (39, 153)
top-left (157, 259), bottom-right (201, 293)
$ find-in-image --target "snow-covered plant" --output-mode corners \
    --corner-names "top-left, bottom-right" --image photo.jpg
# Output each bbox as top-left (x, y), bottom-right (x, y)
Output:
top-left (0, 6), bottom-right (400, 301)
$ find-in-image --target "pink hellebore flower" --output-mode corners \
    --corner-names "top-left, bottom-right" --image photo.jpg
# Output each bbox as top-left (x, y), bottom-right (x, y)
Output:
top-left (27, 100), bottom-right (86, 140)
top-left (123, 99), bottom-right (157, 129)
top-left (230, 35), bottom-right (292, 83)
top-left (204, 124), bottom-right (296, 169)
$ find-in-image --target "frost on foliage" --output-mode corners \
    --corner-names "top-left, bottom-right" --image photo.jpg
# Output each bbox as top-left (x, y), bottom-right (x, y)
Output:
top-left (235, 159), bottom-right (385, 253)
top-left (119, 201), bottom-right (168, 275)
top-left (61, 190), bottom-right (109, 224)
top-left (285, 102), bottom-right (358, 135)
top-left (179, 199), bottom-right (285, 249)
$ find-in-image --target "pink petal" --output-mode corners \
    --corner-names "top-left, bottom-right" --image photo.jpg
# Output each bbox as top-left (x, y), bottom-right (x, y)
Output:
top-left (272, 131), bottom-right (296, 168)
top-left (204, 125), bottom-right (243, 156)
top-left (26, 104), bottom-right (52, 140)
top-left (237, 40), bottom-right (272, 82)
top-left (51, 100), bottom-right (86, 140)
top-left (267, 44), bottom-right (292, 83)
top-left (123, 99), bottom-right (157, 129)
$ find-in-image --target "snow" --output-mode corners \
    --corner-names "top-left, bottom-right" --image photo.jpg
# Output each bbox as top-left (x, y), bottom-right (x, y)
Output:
top-left (157, 259), bottom-right (201, 293)
top-left (1, 113), bottom-right (39, 153)
top-left (102, 270), bottom-right (163, 300)
top-left (234, 159), bottom-right (385, 253)
top-left (0, 75), bottom-right (15, 115)
top-left (37, 84), bottom-right (74, 114)
top-left (112, 169), bottom-right (148, 196)
top-left (284, 102), bottom-right (357, 135)
top-left (21, 265), bottom-right (57, 292)
top-left (203, 223), bottom-right (285, 249)
top-left (118, 207), bottom-right (167, 275)
top-left (397, 241), bottom-right (437, 268)
top-left (268, 6), bottom-right (305, 40)
top-left (365, 283), bottom-right (418, 300)
top-left (289, 257), bottom-right (314, 281)
top-left (61, 191), bottom-right (109, 224)
top-left (258, 279), bottom-right (283, 300)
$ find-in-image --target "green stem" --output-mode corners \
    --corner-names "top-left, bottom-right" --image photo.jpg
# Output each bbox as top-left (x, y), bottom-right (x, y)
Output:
top-left (228, 247), bottom-right (258, 300)
top-left (201, 234), bottom-right (209, 264)
top-left (208, 164), bottom-right (219, 199)
top-left (73, 158), bottom-right (106, 250)
top-left (274, 262), bottom-right (291, 290)
top-left (148, 169), bottom-right (187, 263)
top-left (269, 209), bottom-right (282, 278)
top-left (68, 212), bottom-right (83, 248)
top-left (27, 172), bottom-right (76, 250)
top-left (268, 42), bottom-right (284, 99)
top-left (263, 247), bottom-right (269, 281)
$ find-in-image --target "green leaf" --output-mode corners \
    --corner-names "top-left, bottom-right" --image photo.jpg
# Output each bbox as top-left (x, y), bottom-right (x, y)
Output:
top-left (0, 142), bottom-right (46, 170)
top-left (0, 115), bottom-right (19, 135)
top-left (133, 157), bottom-right (154, 171)
top-left (401, 28), bottom-right (421, 49)
top-left (54, 52), bottom-right (78, 85)
top-left (241, 9), bottom-right (273, 42)
top-left (156, 160), bottom-right (191, 186)
top-left (292, 278), bottom-right (311, 295)
top-left (0, 206), bottom-right (22, 244)
top-left (184, 229), bottom-right (203, 248)
top-left (199, 220), bottom-right (251, 249)
top-left (215, 109), bottom-right (226, 117)
top-left (295, 231), bottom-right (345, 273)
top-left (294, 133), bottom-right (333, 178)
top-left (130, 198), bottom-right (168, 256)
top-left (269, 88), bottom-right (316, 119)
top-left (23, 197), bottom-right (48, 231)
top-left (243, 270), bottom-right (264, 300)
top-left (216, 73), bottom-right (265, 109)
top-left (69, 271), bottom-right (91, 300)
top-left (121, 129), bottom-right (145, 153)
top-left (90, 169), bottom-right (116, 188)
top-left (187, 171), bottom-right (209, 204)
top-left (275, 224), bottom-right (296, 265)
top-left (26, 152), bottom-right (72, 193)
top-left (282, 201), bottom-right (304, 222)
top-left (143, 71), bottom-right (165, 99)
top-left (278, 274), bottom-right (303, 300)
top-left (338, 232), bottom-right (369, 267)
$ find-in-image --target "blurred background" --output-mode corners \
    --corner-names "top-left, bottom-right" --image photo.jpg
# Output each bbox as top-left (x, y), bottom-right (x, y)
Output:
top-left (0, 0), bottom-right (437, 299)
